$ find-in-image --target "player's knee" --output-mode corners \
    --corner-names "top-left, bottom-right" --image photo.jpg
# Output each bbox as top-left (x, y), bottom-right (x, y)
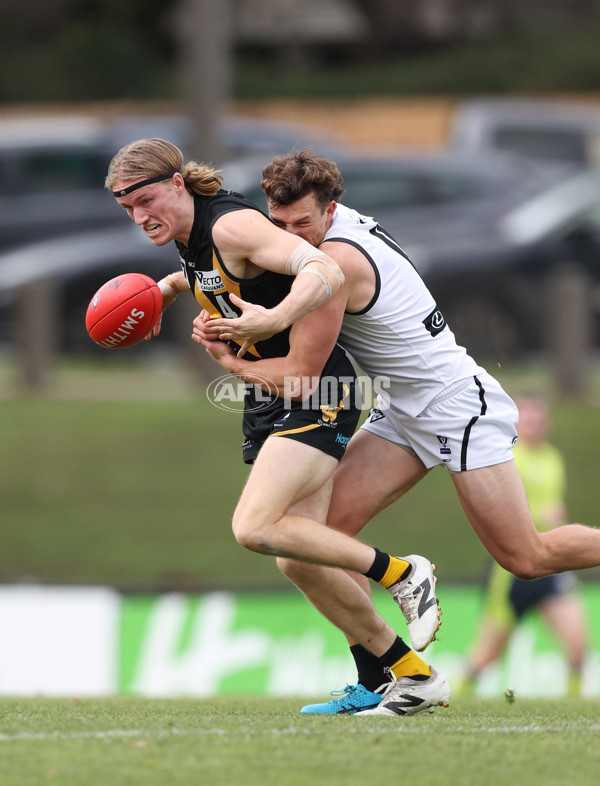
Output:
top-left (231, 510), bottom-right (262, 552)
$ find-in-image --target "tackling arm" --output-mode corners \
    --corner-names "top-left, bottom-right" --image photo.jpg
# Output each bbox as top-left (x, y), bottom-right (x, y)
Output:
top-left (210, 211), bottom-right (344, 350)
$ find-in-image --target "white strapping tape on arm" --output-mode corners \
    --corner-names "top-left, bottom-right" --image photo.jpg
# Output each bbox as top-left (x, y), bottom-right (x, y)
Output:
top-left (285, 239), bottom-right (344, 295)
top-left (297, 266), bottom-right (332, 296)
top-left (158, 276), bottom-right (180, 299)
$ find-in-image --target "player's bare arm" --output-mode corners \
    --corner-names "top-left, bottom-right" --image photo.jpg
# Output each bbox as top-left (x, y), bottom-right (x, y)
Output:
top-left (209, 210), bottom-right (344, 350)
top-left (146, 270), bottom-right (191, 339)
top-left (207, 234), bottom-right (374, 354)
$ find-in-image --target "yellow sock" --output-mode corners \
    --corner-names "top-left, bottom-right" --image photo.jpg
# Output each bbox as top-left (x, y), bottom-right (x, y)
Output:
top-left (389, 650), bottom-right (431, 680)
top-left (379, 557), bottom-right (411, 589)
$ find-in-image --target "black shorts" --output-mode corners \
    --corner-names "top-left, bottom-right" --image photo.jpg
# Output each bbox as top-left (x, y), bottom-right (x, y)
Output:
top-left (509, 572), bottom-right (576, 620)
top-left (242, 346), bottom-right (360, 464)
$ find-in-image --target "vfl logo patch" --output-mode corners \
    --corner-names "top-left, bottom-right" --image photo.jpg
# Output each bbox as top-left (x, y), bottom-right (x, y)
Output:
top-left (437, 435), bottom-right (451, 455)
top-left (423, 306), bottom-right (446, 337)
top-left (368, 408), bottom-right (385, 423)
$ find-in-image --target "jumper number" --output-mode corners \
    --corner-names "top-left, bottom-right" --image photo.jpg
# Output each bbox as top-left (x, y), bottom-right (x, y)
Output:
top-left (215, 293), bottom-right (238, 319)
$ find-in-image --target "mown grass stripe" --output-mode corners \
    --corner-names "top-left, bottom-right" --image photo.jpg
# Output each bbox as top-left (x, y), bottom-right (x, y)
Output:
top-left (2, 721), bottom-right (600, 743)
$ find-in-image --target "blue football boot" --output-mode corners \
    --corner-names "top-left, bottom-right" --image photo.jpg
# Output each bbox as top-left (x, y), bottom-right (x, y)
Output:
top-left (300, 684), bottom-right (385, 715)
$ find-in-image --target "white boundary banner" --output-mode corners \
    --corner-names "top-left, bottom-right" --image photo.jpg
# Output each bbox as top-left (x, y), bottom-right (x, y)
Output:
top-left (0, 585), bottom-right (119, 696)
top-left (0, 584), bottom-right (598, 698)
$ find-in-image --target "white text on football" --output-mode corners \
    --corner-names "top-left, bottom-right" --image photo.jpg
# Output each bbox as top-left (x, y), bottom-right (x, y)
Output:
top-left (100, 308), bottom-right (146, 347)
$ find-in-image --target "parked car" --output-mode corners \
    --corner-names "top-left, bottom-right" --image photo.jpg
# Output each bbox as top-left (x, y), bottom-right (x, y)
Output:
top-left (225, 148), bottom-right (600, 360)
top-left (450, 98), bottom-right (600, 168)
top-left (0, 116), bottom-right (124, 253)
top-left (107, 113), bottom-right (341, 163)
top-left (2, 145), bottom-right (594, 362)
top-left (0, 112), bottom-right (339, 257)
top-left (0, 111), bottom-right (339, 355)
top-left (224, 146), bottom-right (573, 225)
top-left (394, 168), bottom-right (600, 360)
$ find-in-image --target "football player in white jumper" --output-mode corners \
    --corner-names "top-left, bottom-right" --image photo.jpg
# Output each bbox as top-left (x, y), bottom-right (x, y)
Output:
top-left (196, 149), bottom-right (596, 716)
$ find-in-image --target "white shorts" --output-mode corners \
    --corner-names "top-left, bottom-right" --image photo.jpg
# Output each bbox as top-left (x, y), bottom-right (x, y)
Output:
top-left (360, 372), bottom-right (518, 473)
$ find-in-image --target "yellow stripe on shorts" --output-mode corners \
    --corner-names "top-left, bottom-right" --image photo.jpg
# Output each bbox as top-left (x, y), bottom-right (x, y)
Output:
top-left (268, 424), bottom-right (321, 438)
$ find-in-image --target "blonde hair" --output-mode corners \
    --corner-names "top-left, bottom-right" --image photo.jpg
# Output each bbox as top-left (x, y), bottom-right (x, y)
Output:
top-left (105, 138), bottom-right (223, 196)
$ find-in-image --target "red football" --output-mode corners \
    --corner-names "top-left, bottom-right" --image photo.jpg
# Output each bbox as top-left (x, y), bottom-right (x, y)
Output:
top-left (86, 273), bottom-right (163, 349)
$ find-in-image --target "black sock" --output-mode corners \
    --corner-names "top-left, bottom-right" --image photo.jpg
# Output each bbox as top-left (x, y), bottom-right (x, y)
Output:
top-left (350, 644), bottom-right (389, 692)
top-left (378, 637), bottom-right (431, 681)
top-left (377, 636), bottom-right (411, 672)
top-left (363, 548), bottom-right (391, 581)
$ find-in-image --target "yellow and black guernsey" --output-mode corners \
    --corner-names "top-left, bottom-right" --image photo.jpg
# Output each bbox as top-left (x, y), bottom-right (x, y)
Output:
top-left (176, 190), bottom-right (360, 463)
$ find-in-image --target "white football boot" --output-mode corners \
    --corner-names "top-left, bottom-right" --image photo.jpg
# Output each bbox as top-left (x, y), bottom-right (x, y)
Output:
top-left (388, 554), bottom-right (442, 652)
top-left (354, 668), bottom-right (450, 717)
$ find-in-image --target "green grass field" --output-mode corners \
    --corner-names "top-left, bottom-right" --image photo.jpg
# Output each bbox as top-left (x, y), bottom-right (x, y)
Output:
top-left (2, 358), bottom-right (600, 587)
top-left (1, 361), bottom-right (600, 784)
top-left (1, 696), bottom-right (599, 786)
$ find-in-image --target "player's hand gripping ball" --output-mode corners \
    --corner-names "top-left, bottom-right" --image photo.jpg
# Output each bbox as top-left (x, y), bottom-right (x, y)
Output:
top-left (86, 273), bottom-right (163, 349)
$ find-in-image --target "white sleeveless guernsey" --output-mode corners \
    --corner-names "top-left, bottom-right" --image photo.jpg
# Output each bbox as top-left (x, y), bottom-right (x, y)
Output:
top-left (322, 204), bottom-right (485, 418)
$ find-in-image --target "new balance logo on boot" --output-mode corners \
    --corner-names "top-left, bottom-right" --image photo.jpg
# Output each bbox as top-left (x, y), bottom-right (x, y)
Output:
top-left (387, 555), bottom-right (442, 652)
top-left (355, 668), bottom-right (451, 718)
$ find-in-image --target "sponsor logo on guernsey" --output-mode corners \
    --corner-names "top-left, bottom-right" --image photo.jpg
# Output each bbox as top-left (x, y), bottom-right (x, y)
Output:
top-left (423, 306), bottom-right (446, 337)
top-left (195, 269), bottom-right (224, 292)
